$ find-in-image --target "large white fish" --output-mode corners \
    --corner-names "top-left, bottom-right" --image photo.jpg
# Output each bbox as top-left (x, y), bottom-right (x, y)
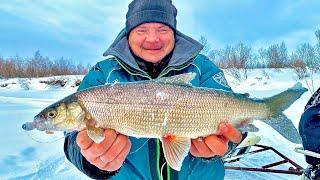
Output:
top-left (22, 73), bottom-right (307, 171)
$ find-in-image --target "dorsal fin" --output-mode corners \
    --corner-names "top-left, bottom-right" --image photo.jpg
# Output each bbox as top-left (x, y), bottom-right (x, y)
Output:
top-left (155, 73), bottom-right (196, 86)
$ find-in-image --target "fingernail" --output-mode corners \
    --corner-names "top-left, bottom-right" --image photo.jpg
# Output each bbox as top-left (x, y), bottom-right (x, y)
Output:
top-left (220, 123), bottom-right (228, 133)
top-left (99, 156), bottom-right (106, 163)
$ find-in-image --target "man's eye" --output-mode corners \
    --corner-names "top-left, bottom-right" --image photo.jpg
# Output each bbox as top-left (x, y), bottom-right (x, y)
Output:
top-left (159, 29), bottom-right (168, 33)
top-left (136, 29), bottom-right (147, 34)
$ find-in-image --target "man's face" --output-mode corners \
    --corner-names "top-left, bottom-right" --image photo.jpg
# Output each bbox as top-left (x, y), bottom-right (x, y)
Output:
top-left (128, 23), bottom-right (175, 63)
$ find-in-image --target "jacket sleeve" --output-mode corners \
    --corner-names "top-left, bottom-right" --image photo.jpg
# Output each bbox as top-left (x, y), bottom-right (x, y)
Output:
top-left (64, 62), bottom-right (119, 179)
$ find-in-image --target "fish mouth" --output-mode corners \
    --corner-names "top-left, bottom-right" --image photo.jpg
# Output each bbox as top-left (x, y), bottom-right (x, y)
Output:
top-left (22, 122), bottom-right (36, 131)
top-left (22, 116), bottom-right (47, 131)
top-left (22, 118), bottom-right (66, 132)
top-left (22, 120), bottom-right (49, 131)
top-left (22, 116), bottom-right (57, 132)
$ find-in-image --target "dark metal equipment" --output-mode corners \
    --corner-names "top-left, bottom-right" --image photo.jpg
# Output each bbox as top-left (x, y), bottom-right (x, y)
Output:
top-left (224, 144), bottom-right (304, 176)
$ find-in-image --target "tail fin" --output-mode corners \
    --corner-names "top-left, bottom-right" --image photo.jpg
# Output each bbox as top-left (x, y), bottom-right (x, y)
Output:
top-left (263, 83), bottom-right (308, 144)
top-left (265, 83), bottom-right (307, 113)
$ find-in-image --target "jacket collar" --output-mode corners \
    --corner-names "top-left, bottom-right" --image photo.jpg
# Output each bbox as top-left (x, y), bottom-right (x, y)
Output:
top-left (103, 28), bottom-right (203, 75)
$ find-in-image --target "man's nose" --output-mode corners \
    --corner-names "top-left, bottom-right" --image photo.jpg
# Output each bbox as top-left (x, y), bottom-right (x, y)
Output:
top-left (145, 30), bottom-right (160, 42)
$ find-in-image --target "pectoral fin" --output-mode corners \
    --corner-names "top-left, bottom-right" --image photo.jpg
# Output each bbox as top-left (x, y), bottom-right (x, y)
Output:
top-left (87, 124), bottom-right (104, 144)
top-left (160, 135), bottom-right (191, 171)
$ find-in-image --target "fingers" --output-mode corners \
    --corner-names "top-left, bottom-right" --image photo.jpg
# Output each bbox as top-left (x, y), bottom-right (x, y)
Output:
top-left (191, 139), bottom-right (214, 158)
top-left (190, 123), bottom-right (242, 158)
top-left (191, 135), bottom-right (228, 157)
top-left (82, 129), bottom-right (117, 158)
top-left (99, 134), bottom-right (129, 163)
top-left (102, 140), bottom-right (131, 171)
top-left (204, 135), bottom-right (228, 156)
top-left (189, 142), bottom-right (201, 157)
top-left (90, 136), bottom-right (131, 172)
top-left (219, 123), bottom-right (242, 143)
top-left (76, 130), bottom-right (93, 150)
top-left (91, 156), bottom-right (108, 170)
top-left (77, 128), bottom-right (131, 172)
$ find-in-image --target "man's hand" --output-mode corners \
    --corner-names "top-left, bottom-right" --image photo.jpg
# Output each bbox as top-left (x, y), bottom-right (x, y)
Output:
top-left (76, 129), bottom-right (131, 172)
top-left (190, 123), bottom-right (242, 158)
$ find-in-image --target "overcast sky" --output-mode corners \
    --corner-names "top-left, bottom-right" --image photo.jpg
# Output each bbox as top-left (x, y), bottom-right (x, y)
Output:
top-left (0, 0), bottom-right (319, 65)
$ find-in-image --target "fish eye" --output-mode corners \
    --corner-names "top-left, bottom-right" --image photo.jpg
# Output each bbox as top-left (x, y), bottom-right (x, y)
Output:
top-left (48, 111), bottom-right (57, 118)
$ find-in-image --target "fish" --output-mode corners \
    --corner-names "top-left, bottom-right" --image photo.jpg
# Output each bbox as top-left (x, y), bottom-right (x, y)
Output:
top-left (22, 73), bottom-right (307, 171)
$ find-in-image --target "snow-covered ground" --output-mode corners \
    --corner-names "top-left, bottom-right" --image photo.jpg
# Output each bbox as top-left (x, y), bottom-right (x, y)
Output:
top-left (0, 75), bottom-right (88, 180)
top-left (0, 69), bottom-right (319, 180)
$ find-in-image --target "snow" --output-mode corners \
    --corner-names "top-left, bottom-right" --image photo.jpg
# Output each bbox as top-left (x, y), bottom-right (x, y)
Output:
top-left (0, 75), bottom-right (88, 180)
top-left (0, 69), bottom-right (319, 179)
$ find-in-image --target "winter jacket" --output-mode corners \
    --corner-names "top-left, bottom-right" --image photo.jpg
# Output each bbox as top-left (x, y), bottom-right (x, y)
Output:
top-left (64, 29), bottom-right (233, 180)
top-left (299, 87), bottom-right (320, 165)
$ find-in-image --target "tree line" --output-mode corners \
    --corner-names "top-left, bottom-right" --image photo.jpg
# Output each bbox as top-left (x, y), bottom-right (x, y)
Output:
top-left (0, 50), bottom-right (90, 78)
top-left (199, 29), bottom-right (320, 81)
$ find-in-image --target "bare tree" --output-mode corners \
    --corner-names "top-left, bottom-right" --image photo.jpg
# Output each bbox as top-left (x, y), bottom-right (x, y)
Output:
top-left (199, 36), bottom-right (212, 56)
top-left (266, 42), bottom-right (288, 68)
top-left (279, 42), bottom-right (289, 66)
top-left (13, 55), bottom-right (25, 77)
top-left (0, 51), bottom-right (89, 78)
top-left (0, 58), bottom-right (5, 78)
top-left (315, 29), bottom-right (320, 43)
top-left (217, 42), bottom-right (252, 81)
top-left (295, 43), bottom-right (317, 93)
top-left (291, 52), bottom-right (307, 79)
top-left (257, 48), bottom-right (268, 68)
top-left (207, 49), bottom-right (217, 63)
top-left (315, 29), bottom-right (320, 70)
top-left (216, 45), bottom-right (233, 68)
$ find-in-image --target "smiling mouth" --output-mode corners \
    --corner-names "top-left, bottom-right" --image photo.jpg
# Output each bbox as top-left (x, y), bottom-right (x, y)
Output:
top-left (144, 47), bottom-right (161, 50)
top-left (144, 48), bottom-right (162, 54)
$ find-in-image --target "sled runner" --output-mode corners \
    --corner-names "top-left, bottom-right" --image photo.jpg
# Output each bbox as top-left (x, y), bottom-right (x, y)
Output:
top-left (224, 144), bottom-right (304, 176)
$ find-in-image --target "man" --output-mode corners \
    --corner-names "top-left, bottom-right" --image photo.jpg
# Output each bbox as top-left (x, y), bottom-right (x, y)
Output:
top-left (64, 0), bottom-right (242, 179)
top-left (299, 87), bottom-right (320, 180)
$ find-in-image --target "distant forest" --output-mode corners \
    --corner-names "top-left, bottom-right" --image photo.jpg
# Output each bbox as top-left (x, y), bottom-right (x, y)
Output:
top-left (0, 50), bottom-right (90, 78)
top-left (0, 30), bottom-right (319, 79)
top-left (199, 29), bottom-right (320, 68)
top-left (199, 29), bottom-right (320, 81)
